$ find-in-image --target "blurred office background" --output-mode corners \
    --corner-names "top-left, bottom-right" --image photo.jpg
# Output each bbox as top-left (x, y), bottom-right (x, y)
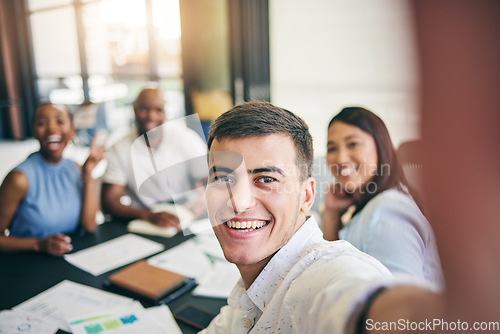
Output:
top-left (0, 0), bottom-right (419, 179)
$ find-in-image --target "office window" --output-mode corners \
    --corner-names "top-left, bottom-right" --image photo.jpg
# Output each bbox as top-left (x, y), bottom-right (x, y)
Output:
top-left (26, 0), bottom-right (184, 135)
top-left (270, 0), bottom-right (419, 155)
top-left (152, 0), bottom-right (183, 78)
top-left (83, 0), bottom-right (149, 78)
top-left (30, 7), bottom-right (80, 76)
top-left (28, 0), bottom-right (73, 11)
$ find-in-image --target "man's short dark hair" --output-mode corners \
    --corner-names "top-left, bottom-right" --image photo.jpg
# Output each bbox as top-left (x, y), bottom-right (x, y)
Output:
top-left (207, 101), bottom-right (313, 181)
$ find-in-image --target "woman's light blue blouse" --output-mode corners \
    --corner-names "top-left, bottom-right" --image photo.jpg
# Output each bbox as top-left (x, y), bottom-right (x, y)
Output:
top-left (9, 152), bottom-right (82, 238)
top-left (339, 188), bottom-right (443, 287)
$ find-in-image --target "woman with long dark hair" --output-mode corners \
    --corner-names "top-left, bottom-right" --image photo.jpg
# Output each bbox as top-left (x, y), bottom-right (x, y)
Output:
top-left (322, 106), bottom-right (443, 286)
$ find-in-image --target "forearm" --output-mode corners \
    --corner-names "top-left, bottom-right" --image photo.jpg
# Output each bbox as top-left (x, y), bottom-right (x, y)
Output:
top-left (101, 183), bottom-right (153, 222)
top-left (0, 235), bottom-right (41, 253)
top-left (321, 208), bottom-right (342, 241)
top-left (102, 198), bottom-right (151, 221)
top-left (80, 175), bottom-right (98, 233)
top-left (365, 286), bottom-right (444, 334)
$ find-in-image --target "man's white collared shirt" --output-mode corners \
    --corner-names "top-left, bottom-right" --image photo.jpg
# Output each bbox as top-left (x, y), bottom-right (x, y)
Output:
top-left (201, 216), bottom-right (393, 334)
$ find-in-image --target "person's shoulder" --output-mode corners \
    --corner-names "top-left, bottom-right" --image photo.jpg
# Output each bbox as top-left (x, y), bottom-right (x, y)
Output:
top-left (365, 188), bottom-right (416, 213)
top-left (358, 188), bottom-right (426, 232)
top-left (2, 169), bottom-right (29, 194)
top-left (373, 187), bottom-right (409, 201)
top-left (15, 151), bottom-right (39, 167)
top-left (105, 129), bottom-right (137, 157)
top-left (299, 239), bottom-right (392, 283)
top-left (310, 239), bottom-right (389, 268)
top-left (11, 152), bottom-right (41, 176)
top-left (310, 239), bottom-right (358, 260)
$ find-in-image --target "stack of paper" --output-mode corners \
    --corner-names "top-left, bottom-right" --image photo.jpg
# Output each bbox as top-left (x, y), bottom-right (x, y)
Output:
top-left (147, 239), bottom-right (213, 281)
top-left (68, 302), bottom-right (180, 334)
top-left (148, 234), bottom-right (240, 299)
top-left (64, 234), bottom-right (165, 276)
top-left (10, 280), bottom-right (181, 333)
top-left (192, 260), bottom-right (241, 299)
top-left (0, 310), bottom-right (58, 334)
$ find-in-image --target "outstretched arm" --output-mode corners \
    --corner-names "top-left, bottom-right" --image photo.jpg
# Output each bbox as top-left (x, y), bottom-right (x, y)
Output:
top-left (415, 0), bottom-right (500, 326)
top-left (365, 286), bottom-right (443, 334)
top-left (365, 1), bottom-right (500, 332)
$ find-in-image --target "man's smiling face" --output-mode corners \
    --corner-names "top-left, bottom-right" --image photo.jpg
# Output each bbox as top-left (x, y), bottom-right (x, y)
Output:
top-left (206, 134), bottom-right (314, 272)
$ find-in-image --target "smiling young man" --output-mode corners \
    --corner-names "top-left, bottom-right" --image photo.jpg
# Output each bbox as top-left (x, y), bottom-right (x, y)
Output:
top-left (200, 101), bottom-right (445, 333)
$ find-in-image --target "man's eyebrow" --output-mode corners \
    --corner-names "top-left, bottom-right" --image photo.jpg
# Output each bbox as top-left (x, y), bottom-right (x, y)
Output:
top-left (209, 166), bottom-right (234, 175)
top-left (249, 166), bottom-right (284, 176)
top-left (209, 165), bottom-right (285, 176)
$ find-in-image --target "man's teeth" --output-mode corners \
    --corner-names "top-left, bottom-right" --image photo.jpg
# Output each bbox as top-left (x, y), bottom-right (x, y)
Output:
top-left (226, 220), bottom-right (267, 230)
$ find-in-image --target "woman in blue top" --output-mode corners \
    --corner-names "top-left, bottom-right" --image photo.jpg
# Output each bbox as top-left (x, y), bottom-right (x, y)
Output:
top-left (0, 103), bottom-right (105, 256)
top-left (321, 107), bottom-right (443, 287)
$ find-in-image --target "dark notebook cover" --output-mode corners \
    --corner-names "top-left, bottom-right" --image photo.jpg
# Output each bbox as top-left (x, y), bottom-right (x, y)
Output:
top-left (107, 260), bottom-right (189, 302)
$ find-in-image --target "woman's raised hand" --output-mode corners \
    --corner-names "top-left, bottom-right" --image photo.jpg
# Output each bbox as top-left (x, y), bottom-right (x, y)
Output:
top-left (82, 133), bottom-right (108, 179)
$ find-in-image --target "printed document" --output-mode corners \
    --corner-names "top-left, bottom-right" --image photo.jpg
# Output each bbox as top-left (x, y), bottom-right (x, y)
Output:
top-left (0, 309), bottom-right (58, 334)
top-left (68, 302), bottom-right (181, 334)
top-left (13, 280), bottom-right (134, 332)
top-left (64, 234), bottom-right (164, 276)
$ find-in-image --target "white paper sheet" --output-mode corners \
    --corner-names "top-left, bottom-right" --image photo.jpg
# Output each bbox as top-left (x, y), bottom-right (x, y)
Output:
top-left (13, 280), bottom-right (135, 332)
top-left (64, 234), bottom-right (164, 276)
top-left (147, 239), bottom-right (212, 280)
top-left (185, 218), bottom-right (214, 236)
top-left (146, 304), bottom-right (183, 334)
top-left (192, 260), bottom-right (241, 299)
top-left (67, 302), bottom-right (182, 334)
top-left (0, 309), bottom-right (59, 334)
top-left (194, 233), bottom-right (226, 260)
top-left (147, 234), bottom-right (240, 298)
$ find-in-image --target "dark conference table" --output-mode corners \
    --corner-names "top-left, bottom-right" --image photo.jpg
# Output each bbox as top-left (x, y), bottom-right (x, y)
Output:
top-left (0, 220), bottom-right (227, 333)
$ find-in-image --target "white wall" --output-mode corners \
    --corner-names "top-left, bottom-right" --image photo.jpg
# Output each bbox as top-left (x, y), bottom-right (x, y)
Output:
top-left (270, 0), bottom-right (420, 157)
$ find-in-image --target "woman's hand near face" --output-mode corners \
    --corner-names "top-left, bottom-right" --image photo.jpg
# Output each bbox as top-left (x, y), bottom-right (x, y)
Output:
top-left (321, 183), bottom-right (355, 241)
top-left (38, 234), bottom-right (73, 256)
top-left (323, 183), bottom-right (355, 214)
